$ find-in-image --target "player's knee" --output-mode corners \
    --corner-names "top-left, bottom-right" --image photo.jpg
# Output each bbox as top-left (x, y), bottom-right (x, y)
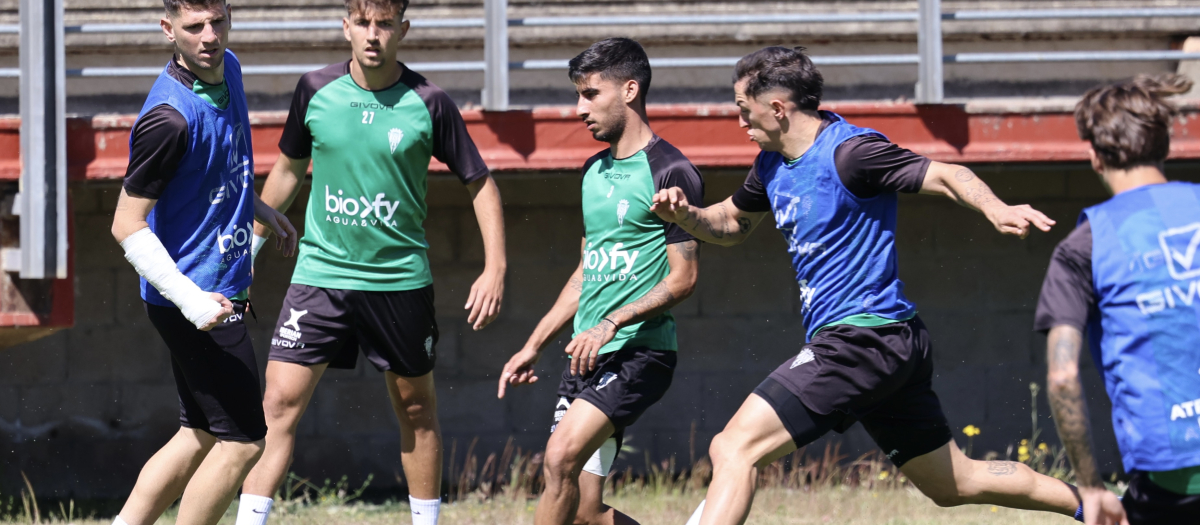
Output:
top-left (391, 395), bottom-right (437, 427)
top-left (708, 431), bottom-right (745, 468)
top-left (543, 439), bottom-right (584, 482)
top-left (222, 438), bottom-right (265, 463)
top-left (262, 387), bottom-right (303, 423)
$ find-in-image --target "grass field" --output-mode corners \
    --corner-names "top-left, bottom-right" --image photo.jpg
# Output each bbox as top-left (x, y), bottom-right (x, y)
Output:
top-left (236, 488), bottom-right (1079, 525)
top-left (4, 487), bottom-right (1076, 525)
top-left (4, 386), bottom-right (1088, 525)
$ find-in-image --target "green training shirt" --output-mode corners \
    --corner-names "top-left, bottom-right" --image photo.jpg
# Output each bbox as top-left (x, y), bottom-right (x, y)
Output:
top-left (278, 61), bottom-right (489, 291)
top-left (575, 136), bottom-right (704, 354)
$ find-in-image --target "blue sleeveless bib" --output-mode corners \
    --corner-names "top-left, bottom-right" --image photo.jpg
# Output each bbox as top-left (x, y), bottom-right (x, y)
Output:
top-left (759, 112), bottom-right (917, 340)
top-left (133, 50), bottom-right (254, 306)
top-left (1083, 181), bottom-right (1200, 472)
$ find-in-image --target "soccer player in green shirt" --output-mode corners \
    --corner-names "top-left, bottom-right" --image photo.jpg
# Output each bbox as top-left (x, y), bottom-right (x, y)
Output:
top-left (498, 38), bottom-right (703, 525)
top-left (235, 1), bottom-right (505, 524)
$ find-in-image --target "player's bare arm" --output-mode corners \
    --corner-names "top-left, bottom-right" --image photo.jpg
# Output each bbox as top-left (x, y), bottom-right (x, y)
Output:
top-left (498, 238), bottom-right (585, 398)
top-left (1047, 325), bottom-right (1129, 525)
top-left (251, 193), bottom-right (298, 257)
top-left (465, 175), bottom-right (506, 331)
top-left (651, 189), bottom-right (768, 247)
top-left (251, 153), bottom-right (310, 238)
top-left (919, 161), bottom-right (1056, 238)
top-left (565, 239), bottom-right (699, 376)
top-left (112, 188), bottom-right (233, 330)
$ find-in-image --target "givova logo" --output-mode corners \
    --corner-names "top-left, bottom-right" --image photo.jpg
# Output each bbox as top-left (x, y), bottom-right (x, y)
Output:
top-left (583, 242), bottom-right (639, 282)
top-left (325, 186), bottom-right (401, 227)
top-left (1136, 278), bottom-right (1198, 315)
top-left (1160, 223), bottom-right (1200, 280)
top-left (210, 123), bottom-right (251, 206)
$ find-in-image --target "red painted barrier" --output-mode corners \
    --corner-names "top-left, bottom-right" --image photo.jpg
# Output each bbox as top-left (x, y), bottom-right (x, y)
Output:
top-left (3, 101), bottom-right (1200, 181)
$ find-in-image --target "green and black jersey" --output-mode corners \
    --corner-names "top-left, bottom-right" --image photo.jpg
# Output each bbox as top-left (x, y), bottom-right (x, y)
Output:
top-left (278, 61), bottom-right (489, 291)
top-left (577, 136), bottom-right (704, 354)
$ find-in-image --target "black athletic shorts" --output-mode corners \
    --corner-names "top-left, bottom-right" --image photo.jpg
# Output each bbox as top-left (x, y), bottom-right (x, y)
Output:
top-left (145, 299), bottom-right (267, 442)
top-left (555, 346), bottom-right (676, 436)
top-left (753, 316), bottom-right (951, 466)
top-left (1122, 470), bottom-right (1200, 524)
top-left (268, 284), bottom-right (438, 376)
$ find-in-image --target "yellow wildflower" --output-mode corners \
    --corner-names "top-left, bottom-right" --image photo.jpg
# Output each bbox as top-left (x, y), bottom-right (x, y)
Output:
top-left (963, 425), bottom-right (981, 437)
top-left (878, 471), bottom-right (890, 480)
top-left (1038, 443), bottom-right (1048, 452)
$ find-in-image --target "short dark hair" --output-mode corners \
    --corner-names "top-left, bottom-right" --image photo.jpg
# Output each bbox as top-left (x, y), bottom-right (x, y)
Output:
top-left (345, 0), bottom-right (409, 19)
top-left (163, 0), bottom-right (225, 18)
top-left (1075, 73), bottom-right (1193, 170)
top-left (734, 46), bottom-right (823, 110)
top-left (568, 38), bottom-right (652, 107)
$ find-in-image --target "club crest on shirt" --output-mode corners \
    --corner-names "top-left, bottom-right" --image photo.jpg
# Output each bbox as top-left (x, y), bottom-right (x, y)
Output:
top-left (790, 348), bottom-right (815, 369)
top-left (388, 128), bottom-right (404, 154)
top-left (616, 199), bottom-right (630, 227)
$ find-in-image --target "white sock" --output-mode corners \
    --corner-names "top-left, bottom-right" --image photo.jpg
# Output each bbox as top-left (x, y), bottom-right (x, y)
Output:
top-left (112, 517), bottom-right (129, 525)
top-left (235, 494), bottom-right (274, 525)
top-left (409, 496), bottom-right (441, 525)
top-left (685, 500), bottom-right (705, 525)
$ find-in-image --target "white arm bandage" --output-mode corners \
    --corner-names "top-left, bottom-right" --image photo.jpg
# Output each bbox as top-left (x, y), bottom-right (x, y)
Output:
top-left (120, 228), bottom-right (225, 329)
top-left (251, 234), bottom-right (267, 265)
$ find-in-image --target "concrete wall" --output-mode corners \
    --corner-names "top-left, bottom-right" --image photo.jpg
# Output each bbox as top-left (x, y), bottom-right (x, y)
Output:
top-left (3, 0), bottom-right (1200, 113)
top-left (4, 164), bottom-right (1199, 498)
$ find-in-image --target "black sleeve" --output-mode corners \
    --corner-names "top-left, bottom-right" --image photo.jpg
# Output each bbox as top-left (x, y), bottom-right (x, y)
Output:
top-left (406, 70), bottom-right (489, 184)
top-left (731, 154), bottom-right (771, 213)
top-left (647, 138), bottom-right (705, 245)
top-left (835, 134), bottom-right (931, 199)
top-left (278, 75), bottom-right (317, 159)
top-left (278, 63), bottom-right (346, 159)
top-left (1034, 221), bottom-right (1096, 333)
top-left (123, 104), bottom-right (188, 199)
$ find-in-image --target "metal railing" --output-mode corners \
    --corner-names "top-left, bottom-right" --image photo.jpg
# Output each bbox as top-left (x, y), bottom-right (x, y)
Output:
top-left (4, 0), bottom-right (1200, 107)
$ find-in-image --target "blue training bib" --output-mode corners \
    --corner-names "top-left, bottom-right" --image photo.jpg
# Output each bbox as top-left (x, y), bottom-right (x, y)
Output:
top-left (1084, 181), bottom-right (1200, 472)
top-left (132, 50), bottom-right (255, 306)
top-left (760, 111), bottom-right (917, 340)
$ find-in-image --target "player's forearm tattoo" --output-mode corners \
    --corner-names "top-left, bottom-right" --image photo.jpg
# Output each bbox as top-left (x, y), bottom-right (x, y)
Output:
top-left (568, 274), bottom-right (582, 292)
top-left (607, 280), bottom-right (677, 327)
top-left (1046, 327), bottom-right (1102, 487)
top-left (954, 168), bottom-right (1001, 210)
top-left (737, 217), bottom-right (752, 235)
top-left (670, 240), bottom-right (699, 262)
top-left (986, 461), bottom-right (1019, 476)
top-left (679, 203), bottom-right (745, 241)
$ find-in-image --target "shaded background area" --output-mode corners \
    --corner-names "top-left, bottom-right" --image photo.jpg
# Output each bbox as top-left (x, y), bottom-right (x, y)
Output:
top-left (6, 165), bottom-right (1197, 498)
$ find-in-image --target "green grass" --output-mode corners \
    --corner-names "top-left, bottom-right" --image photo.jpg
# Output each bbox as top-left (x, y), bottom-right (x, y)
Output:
top-left (2, 488), bottom-right (1075, 525)
top-left (1, 382), bottom-right (1091, 524)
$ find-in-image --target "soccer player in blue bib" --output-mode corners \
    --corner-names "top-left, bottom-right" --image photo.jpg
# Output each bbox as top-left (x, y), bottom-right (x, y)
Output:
top-left (1038, 74), bottom-right (1200, 525)
top-left (109, 1), bottom-right (296, 524)
top-left (651, 47), bottom-right (1088, 524)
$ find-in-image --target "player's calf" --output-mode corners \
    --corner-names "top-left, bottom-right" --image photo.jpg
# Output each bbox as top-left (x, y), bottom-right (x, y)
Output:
top-left (901, 441), bottom-right (1082, 518)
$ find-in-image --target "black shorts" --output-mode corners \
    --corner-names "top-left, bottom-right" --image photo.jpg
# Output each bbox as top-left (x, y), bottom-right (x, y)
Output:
top-left (269, 284), bottom-right (439, 376)
top-left (1122, 470), bottom-right (1200, 524)
top-left (145, 299), bottom-right (267, 442)
top-left (754, 316), bottom-right (951, 466)
top-left (555, 347), bottom-right (676, 435)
